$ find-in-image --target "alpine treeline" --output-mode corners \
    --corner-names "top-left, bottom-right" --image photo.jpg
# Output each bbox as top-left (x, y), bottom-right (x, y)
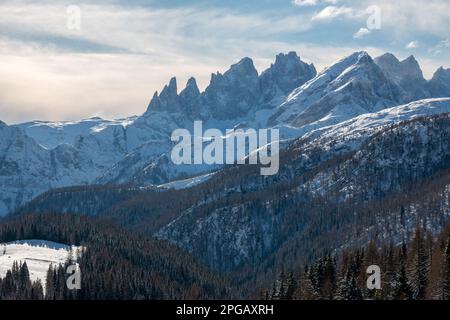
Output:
top-left (267, 222), bottom-right (450, 300)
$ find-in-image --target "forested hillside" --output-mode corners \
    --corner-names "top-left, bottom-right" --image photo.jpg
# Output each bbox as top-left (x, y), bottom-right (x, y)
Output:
top-left (267, 222), bottom-right (450, 300)
top-left (0, 213), bottom-right (235, 299)
top-left (11, 113), bottom-right (450, 299)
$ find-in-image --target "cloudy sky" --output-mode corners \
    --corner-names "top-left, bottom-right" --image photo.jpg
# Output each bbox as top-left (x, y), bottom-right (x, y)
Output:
top-left (0, 0), bottom-right (449, 124)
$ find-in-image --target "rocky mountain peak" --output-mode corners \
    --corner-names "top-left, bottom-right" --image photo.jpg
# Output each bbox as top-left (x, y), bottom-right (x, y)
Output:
top-left (228, 57), bottom-right (257, 74)
top-left (355, 51), bottom-right (372, 64)
top-left (274, 51), bottom-right (300, 65)
top-left (375, 53), bottom-right (424, 82)
top-left (432, 66), bottom-right (450, 79)
top-left (222, 57), bottom-right (259, 87)
top-left (180, 77), bottom-right (200, 100)
top-left (260, 51), bottom-right (317, 103)
top-left (375, 53), bottom-right (400, 65)
top-left (427, 66), bottom-right (450, 97)
top-left (401, 55), bottom-right (425, 80)
top-left (160, 77), bottom-right (178, 98)
top-left (375, 52), bottom-right (427, 101)
top-left (179, 77), bottom-right (201, 118)
top-left (202, 57), bottom-right (260, 120)
top-left (147, 91), bottom-right (161, 111)
top-left (185, 77), bottom-right (200, 92)
top-left (146, 77), bottom-right (182, 113)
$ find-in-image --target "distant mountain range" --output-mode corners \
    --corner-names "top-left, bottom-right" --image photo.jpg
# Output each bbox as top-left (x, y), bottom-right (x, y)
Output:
top-left (1, 51), bottom-right (450, 218)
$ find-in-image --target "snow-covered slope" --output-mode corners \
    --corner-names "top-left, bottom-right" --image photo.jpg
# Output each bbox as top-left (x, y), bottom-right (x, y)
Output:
top-left (158, 172), bottom-right (216, 190)
top-left (0, 240), bottom-right (81, 287)
top-left (14, 117), bottom-right (137, 149)
top-left (0, 123), bottom-right (116, 216)
top-left (303, 97), bottom-right (450, 153)
top-left (269, 52), bottom-right (403, 129)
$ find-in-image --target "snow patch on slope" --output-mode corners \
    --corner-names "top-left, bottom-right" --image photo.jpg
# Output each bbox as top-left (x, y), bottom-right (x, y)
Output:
top-left (158, 172), bottom-right (216, 190)
top-left (0, 240), bottom-right (81, 287)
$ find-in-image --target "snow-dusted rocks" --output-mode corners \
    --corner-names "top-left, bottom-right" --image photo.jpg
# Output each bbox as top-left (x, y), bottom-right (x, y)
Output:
top-left (147, 77), bottom-right (183, 114)
top-left (259, 51), bottom-right (316, 105)
top-left (203, 57), bottom-right (260, 120)
top-left (374, 53), bottom-right (427, 101)
top-left (427, 67), bottom-right (450, 98)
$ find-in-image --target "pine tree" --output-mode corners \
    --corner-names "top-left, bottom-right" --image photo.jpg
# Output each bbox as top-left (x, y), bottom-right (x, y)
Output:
top-left (442, 236), bottom-right (450, 299)
top-left (45, 264), bottom-right (55, 300)
top-left (336, 253), bottom-right (363, 300)
top-left (407, 227), bottom-right (429, 299)
top-left (30, 280), bottom-right (44, 300)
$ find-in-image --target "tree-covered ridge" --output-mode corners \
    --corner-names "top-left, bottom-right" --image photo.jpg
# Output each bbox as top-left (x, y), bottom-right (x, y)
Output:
top-left (267, 223), bottom-right (450, 300)
top-left (0, 213), bottom-right (235, 300)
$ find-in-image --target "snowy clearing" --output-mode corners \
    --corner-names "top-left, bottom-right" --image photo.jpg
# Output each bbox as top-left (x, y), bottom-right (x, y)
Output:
top-left (0, 240), bottom-right (81, 286)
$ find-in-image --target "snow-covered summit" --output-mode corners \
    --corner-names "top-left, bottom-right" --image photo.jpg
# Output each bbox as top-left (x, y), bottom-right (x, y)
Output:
top-left (14, 116), bottom-right (137, 149)
top-left (269, 51), bottom-right (402, 128)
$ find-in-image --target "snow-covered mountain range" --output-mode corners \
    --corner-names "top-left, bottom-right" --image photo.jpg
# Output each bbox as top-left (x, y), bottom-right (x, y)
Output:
top-left (1, 51), bottom-right (449, 216)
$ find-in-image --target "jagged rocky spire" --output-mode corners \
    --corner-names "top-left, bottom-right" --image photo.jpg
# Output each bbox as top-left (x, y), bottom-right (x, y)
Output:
top-left (374, 53), bottom-right (427, 101)
top-left (202, 57), bottom-right (260, 120)
top-left (259, 51), bottom-right (317, 103)
top-left (146, 77), bottom-right (181, 113)
top-left (427, 66), bottom-right (450, 97)
top-left (179, 77), bottom-right (202, 118)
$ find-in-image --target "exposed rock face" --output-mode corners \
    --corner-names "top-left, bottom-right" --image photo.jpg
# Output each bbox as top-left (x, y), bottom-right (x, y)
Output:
top-left (375, 53), bottom-right (428, 101)
top-left (202, 57), bottom-right (260, 120)
top-left (179, 77), bottom-right (202, 118)
top-left (427, 67), bottom-right (450, 98)
top-left (259, 51), bottom-right (316, 105)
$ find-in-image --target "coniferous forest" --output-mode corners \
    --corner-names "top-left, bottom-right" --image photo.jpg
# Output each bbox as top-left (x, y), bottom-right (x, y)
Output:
top-left (0, 213), bottom-right (234, 300)
top-left (267, 224), bottom-right (450, 300)
top-left (1, 212), bottom-right (450, 300)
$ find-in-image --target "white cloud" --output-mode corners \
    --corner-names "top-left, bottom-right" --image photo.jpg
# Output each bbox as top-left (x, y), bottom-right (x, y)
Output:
top-left (293, 0), bottom-right (338, 6)
top-left (312, 6), bottom-right (354, 21)
top-left (353, 28), bottom-right (371, 39)
top-left (355, 0), bottom-right (450, 39)
top-left (0, 2), bottom-right (317, 123)
top-left (1, 0), bottom-right (449, 123)
top-left (406, 41), bottom-right (420, 49)
top-left (294, 0), bottom-right (319, 6)
top-left (428, 38), bottom-right (450, 56)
